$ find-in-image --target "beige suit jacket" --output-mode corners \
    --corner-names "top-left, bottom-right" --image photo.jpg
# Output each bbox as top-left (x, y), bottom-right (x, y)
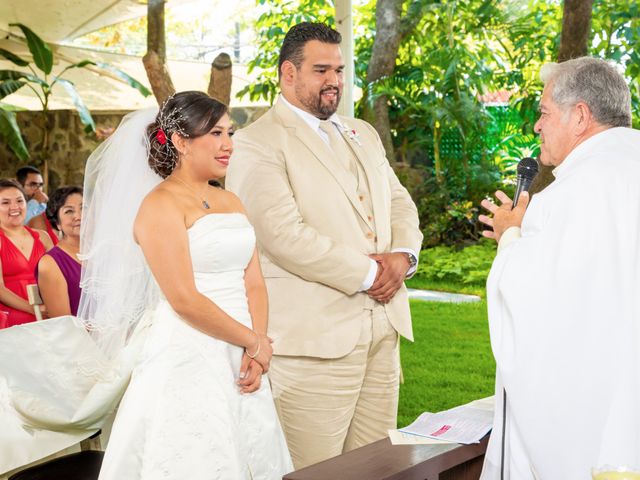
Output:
top-left (226, 98), bottom-right (423, 358)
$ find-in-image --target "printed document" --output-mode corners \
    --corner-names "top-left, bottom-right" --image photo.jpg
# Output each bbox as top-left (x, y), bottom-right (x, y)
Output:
top-left (397, 397), bottom-right (493, 445)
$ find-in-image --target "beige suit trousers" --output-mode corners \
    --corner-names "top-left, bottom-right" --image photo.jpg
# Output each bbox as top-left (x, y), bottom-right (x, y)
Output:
top-left (268, 306), bottom-right (400, 469)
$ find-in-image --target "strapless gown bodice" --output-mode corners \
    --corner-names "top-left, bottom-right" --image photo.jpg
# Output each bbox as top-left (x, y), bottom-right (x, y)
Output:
top-left (185, 213), bottom-right (255, 317)
top-left (98, 212), bottom-right (292, 479)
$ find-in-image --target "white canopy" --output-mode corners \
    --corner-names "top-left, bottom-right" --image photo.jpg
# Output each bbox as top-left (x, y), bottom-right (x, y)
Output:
top-left (0, 0), bottom-right (196, 44)
top-left (0, 34), bottom-right (258, 110)
top-left (0, 0), bottom-right (355, 111)
top-left (0, 0), bottom-right (264, 110)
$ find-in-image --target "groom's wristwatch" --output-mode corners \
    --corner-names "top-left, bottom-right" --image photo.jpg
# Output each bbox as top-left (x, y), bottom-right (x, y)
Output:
top-left (404, 252), bottom-right (417, 271)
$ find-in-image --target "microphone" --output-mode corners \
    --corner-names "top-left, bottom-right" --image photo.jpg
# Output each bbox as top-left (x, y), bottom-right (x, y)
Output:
top-left (513, 157), bottom-right (539, 207)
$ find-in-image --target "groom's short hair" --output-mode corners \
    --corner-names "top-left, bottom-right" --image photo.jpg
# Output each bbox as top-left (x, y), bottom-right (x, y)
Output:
top-left (278, 22), bottom-right (341, 80)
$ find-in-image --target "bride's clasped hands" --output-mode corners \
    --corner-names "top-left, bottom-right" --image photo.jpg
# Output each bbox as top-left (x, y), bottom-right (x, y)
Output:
top-left (238, 332), bottom-right (273, 394)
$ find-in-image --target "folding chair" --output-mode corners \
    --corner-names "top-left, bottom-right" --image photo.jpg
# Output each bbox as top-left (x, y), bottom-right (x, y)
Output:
top-left (26, 284), bottom-right (43, 321)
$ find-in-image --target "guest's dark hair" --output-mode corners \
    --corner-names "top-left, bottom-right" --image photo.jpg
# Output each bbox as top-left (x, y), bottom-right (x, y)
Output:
top-left (0, 178), bottom-right (27, 198)
top-left (278, 22), bottom-right (341, 79)
top-left (46, 186), bottom-right (83, 231)
top-left (16, 166), bottom-right (41, 186)
top-left (147, 91), bottom-right (228, 178)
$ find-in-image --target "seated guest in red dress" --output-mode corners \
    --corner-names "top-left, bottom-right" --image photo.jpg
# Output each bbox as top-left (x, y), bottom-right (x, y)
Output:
top-left (36, 186), bottom-right (83, 317)
top-left (0, 179), bottom-right (53, 328)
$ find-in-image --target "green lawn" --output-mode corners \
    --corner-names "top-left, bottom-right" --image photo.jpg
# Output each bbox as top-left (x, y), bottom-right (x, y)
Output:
top-left (397, 296), bottom-right (496, 428)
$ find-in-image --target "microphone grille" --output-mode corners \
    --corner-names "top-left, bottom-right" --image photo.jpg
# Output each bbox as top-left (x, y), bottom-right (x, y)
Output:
top-left (517, 157), bottom-right (539, 179)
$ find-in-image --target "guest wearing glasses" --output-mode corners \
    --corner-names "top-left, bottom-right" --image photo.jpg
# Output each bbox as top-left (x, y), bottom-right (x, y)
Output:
top-left (16, 166), bottom-right (48, 224)
top-left (16, 166), bottom-right (59, 245)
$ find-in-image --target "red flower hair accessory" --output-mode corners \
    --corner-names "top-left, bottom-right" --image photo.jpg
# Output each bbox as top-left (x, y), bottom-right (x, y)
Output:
top-left (156, 128), bottom-right (167, 145)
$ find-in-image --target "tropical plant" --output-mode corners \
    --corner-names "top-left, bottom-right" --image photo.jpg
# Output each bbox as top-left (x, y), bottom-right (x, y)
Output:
top-left (591, 0), bottom-right (640, 129)
top-left (0, 23), bottom-right (151, 180)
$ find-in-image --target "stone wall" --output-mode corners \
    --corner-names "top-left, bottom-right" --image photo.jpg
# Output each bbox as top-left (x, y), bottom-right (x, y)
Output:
top-left (0, 106), bottom-right (268, 190)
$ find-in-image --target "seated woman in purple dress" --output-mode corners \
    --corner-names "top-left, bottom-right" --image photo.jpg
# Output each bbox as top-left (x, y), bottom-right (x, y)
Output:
top-left (36, 186), bottom-right (82, 316)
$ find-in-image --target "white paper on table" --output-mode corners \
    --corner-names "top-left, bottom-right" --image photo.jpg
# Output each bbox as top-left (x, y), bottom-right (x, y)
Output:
top-left (398, 397), bottom-right (494, 445)
top-left (387, 427), bottom-right (455, 445)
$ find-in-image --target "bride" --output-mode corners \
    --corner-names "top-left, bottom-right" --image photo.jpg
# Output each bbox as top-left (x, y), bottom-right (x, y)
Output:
top-left (0, 92), bottom-right (293, 479)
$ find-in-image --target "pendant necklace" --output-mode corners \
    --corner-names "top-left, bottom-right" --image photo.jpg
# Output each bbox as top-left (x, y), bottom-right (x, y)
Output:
top-left (171, 176), bottom-right (211, 209)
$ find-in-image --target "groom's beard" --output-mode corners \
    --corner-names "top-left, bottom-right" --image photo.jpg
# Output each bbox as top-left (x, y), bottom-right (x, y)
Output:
top-left (297, 86), bottom-right (341, 119)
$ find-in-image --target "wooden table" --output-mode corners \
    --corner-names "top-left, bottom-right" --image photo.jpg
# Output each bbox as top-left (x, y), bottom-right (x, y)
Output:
top-left (283, 435), bottom-right (489, 480)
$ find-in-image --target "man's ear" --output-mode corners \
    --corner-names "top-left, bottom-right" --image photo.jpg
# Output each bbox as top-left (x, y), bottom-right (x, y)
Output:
top-left (574, 102), bottom-right (592, 135)
top-left (280, 60), bottom-right (296, 86)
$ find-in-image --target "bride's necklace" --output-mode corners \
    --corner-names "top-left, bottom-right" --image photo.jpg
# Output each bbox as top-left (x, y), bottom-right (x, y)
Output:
top-left (170, 175), bottom-right (211, 209)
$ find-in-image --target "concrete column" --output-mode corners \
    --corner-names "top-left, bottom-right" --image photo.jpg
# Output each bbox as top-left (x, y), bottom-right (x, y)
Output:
top-left (335, 0), bottom-right (354, 118)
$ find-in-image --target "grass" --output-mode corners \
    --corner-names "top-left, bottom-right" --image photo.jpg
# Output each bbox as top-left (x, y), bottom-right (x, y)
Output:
top-left (397, 296), bottom-right (495, 428)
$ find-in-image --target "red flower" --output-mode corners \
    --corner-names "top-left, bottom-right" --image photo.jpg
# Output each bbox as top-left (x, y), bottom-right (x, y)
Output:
top-left (156, 128), bottom-right (167, 145)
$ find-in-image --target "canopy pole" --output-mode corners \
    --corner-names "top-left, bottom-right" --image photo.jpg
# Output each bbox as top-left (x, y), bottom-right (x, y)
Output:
top-left (335, 0), bottom-right (354, 117)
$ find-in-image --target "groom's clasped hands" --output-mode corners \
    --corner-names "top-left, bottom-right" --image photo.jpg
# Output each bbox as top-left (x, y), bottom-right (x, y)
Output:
top-left (367, 252), bottom-right (412, 304)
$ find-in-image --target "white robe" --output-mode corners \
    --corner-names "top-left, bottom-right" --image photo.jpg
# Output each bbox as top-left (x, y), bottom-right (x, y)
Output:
top-left (481, 127), bottom-right (640, 479)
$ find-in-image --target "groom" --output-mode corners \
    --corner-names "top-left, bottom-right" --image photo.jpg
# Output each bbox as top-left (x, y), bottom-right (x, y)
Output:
top-left (226, 22), bottom-right (422, 468)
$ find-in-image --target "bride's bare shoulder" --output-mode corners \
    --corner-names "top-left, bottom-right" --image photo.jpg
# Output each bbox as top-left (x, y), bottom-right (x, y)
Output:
top-left (135, 182), bottom-right (184, 227)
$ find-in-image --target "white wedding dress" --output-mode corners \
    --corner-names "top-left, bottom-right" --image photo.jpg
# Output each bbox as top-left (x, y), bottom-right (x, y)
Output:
top-left (0, 213), bottom-right (292, 479)
top-left (99, 212), bottom-right (292, 479)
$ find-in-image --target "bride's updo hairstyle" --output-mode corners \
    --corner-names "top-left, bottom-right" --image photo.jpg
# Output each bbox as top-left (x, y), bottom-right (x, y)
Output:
top-left (147, 91), bottom-right (228, 178)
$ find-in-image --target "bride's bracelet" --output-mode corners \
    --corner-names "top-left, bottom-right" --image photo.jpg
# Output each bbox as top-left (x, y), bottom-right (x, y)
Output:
top-left (246, 338), bottom-right (261, 359)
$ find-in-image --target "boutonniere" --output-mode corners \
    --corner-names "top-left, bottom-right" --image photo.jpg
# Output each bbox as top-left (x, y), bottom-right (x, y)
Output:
top-left (341, 123), bottom-right (362, 146)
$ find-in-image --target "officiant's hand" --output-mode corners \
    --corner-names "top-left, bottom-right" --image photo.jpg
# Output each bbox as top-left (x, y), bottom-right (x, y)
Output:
top-left (367, 252), bottom-right (410, 304)
top-left (479, 190), bottom-right (530, 242)
top-left (238, 355), bottom-right (264, 394)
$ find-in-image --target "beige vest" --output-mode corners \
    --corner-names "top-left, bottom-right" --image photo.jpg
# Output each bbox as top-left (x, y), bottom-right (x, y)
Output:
top-left (320, 120), bottom-right (377, 309)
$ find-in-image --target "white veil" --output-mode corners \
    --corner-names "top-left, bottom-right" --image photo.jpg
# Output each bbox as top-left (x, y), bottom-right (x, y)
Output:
top-left (78, 107), bottom-right (163, 360)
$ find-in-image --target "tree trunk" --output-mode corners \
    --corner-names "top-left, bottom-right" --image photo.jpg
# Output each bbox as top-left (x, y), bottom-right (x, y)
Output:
top-left (363, 0), bottom-right (403, 163)
top-left (144, 0), bottom-right (175, 105)
top-left (147, 0), bottom-right (166, 61)
top-left (531, 0), bottom-right (594, 194)
top-left (207, 53), bottom-right (232, 106)
top-left (40, 95), bottom-right (51, 189)
top-left (363, 0), bottom-right (427, 164)
top-left (143, 51), bottom-right (175, 105)
top-left (558, 0), bottom-right (594, 62)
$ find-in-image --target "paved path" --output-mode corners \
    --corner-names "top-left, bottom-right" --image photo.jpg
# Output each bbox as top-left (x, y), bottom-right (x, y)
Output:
top-left (407, 288), bottom-right (481, 303)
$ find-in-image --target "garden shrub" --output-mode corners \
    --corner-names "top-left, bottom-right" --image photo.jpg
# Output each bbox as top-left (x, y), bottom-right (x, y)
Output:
top-left (415, 240), bottom-right (497, 285)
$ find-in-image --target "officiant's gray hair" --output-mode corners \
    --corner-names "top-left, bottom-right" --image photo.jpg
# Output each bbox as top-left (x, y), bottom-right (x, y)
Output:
top-left (540, 57), bottom-right (632, 128)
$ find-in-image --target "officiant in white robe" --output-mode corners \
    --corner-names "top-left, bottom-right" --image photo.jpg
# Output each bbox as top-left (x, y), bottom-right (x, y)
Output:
top-left (478, 57), bottom-right (640, 479)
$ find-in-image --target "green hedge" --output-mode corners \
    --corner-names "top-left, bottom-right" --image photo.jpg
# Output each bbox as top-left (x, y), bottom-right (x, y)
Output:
top-left (415, 240), bottom-right (496, 286)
